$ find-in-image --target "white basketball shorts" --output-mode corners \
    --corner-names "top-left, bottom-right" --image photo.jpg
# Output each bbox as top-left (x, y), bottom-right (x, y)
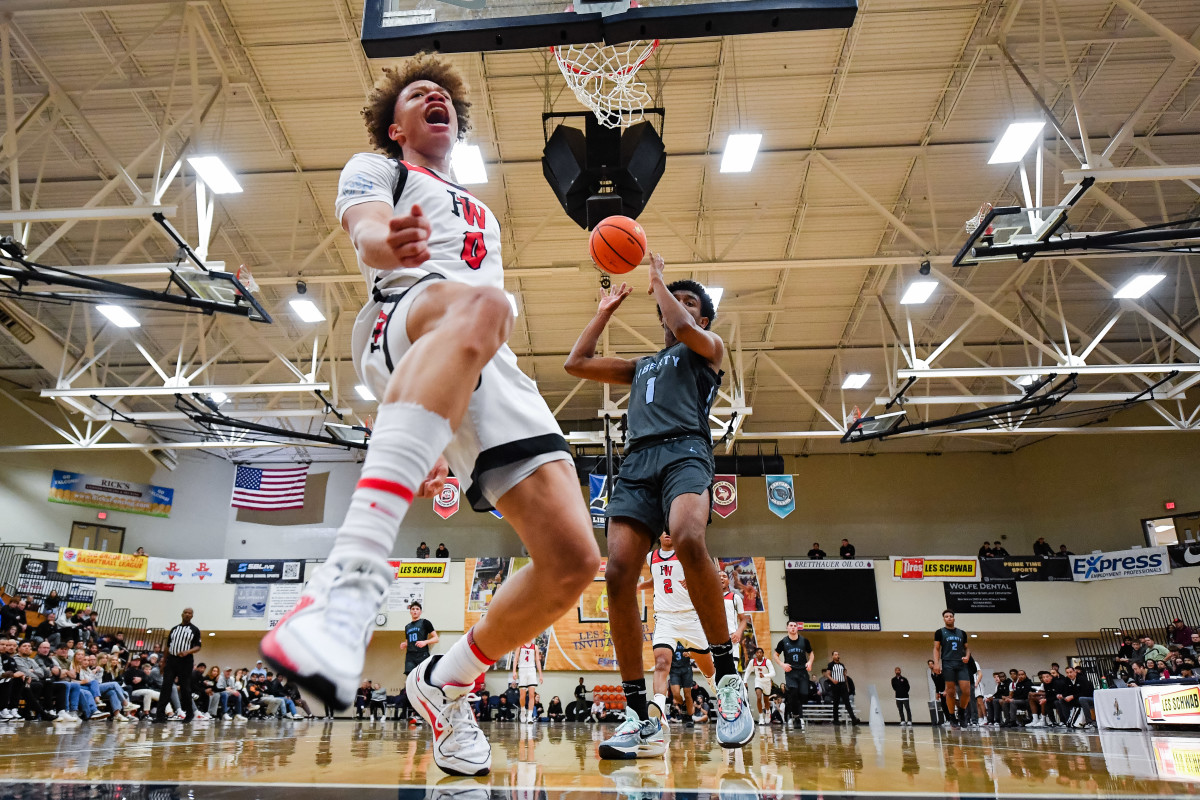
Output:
top-left (351, 275), bottom-right (572, 511)
top-left (652, 610), bottom-right (710, 652)
top-left (517, 668), bottom-right (539, 688)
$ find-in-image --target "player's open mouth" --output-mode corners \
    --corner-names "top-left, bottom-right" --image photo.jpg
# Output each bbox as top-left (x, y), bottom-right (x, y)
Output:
top-left (424, 104), bottom-right (450, 128)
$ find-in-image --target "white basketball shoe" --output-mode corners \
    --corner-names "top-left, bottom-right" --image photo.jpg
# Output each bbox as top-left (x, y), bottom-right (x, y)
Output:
top-left (407, 656), bottom-right (492, 776)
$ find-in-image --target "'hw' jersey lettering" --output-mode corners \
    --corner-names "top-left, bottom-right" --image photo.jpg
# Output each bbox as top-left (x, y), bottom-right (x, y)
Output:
top-left (626, 341), bottom-right (722, 450)
top-left (334, 152), bottom-right (502, 294)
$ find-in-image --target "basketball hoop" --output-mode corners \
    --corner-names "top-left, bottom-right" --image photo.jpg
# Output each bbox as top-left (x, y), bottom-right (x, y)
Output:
top-left (234, 264), bottom-right (260, 295)
top-left (965, 203), bottom-right (993, 234)
top-left (552, 38), bottom-right (660, 128)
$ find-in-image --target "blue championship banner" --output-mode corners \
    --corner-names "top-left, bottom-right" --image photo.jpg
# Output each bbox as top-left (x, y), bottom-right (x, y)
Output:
top-left (224, 559), bottom-right (305, 584)
top-left (589, 474), bottom-right (609, 528)
top-left (765, 474), bottom-right (795, 519)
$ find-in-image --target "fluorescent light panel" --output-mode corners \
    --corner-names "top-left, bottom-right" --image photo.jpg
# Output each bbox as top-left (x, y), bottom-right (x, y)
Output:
top-left (842, 373), bottom-right (870, 389)
top-left (289, 298), bottom-right (326, 323)
top-left (1113, 273), bottom-right (1165, 299)
top-left (451, 143), bottom-right (488, 185)
top-left (96, 305), bottom-right (140, 328)
top-left (355, 384), bottom-right (375, 401)
top-left (988, 121), bottom-right (1046, 164)
top-left (720, 134), bottom-right (762, 173)
top-left (900, 280), bottom-right (937, 305)
top-left (209, 391), bottom-right (228, 404)
top-left (505, 291), bottom-right (519, 318)
top-left (187, 156), bottom-right (243, 194)
top-left (707, 287), bottom-right (724, 310)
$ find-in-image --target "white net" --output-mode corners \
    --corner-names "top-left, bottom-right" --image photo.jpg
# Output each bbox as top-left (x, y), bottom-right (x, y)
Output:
top-left (553, 39), bottom-right (660, 128)
top-left (965, 202), bottom-right (993, 234)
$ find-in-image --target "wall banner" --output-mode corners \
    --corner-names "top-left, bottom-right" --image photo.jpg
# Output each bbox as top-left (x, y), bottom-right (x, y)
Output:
top-left (104, 579), bottom-right (175, 592)
top-left (433, 478), bottom-right (460, 520)
top-left (1069, 547), bottom-right (1169, 582)
top-left (49, 469), bottom-right (174, 517)
top-left (388, 559), bottom-right (449, 583)
top-left (267, 584), bottom-right (303, 628)
top-left (890, 556), bottom-right (979, 582)
top-left (232, 584), bottom-right (268, 619)
top-left (764, 475), bottom-right (795, 519)
top-left (1143, 684), bottom-right (1200, 726)
top-left (57, 547), bottom-right (148, 581)
top-left (225, 559), bottom-right (305, 584)
top-left (980, 556), bottom-right (1073, 582)
top-left (589, 474), bottom-right (609, 529)
top-left (1167, 543), bottom-right (1200, 570)
top-left (712, 475), bottom-right (737, 518)
top-left (387, 581), bottom-right (425, 612)
top-left (785, 559), bottom-right (875, 570)
top-left (943, 580), bottom-right (1021, 613)
top-left (146, 557), bottom-right (227, 584)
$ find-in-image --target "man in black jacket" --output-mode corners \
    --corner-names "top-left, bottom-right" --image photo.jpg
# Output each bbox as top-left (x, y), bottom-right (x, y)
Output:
top-left (890, 667), bottom-right (911, 725)
top-left (985, 671), bottom-right (1010, 725)
top-left (1056, 666), bottom-right (1095, 728)
top-left (1001, 670), bottom-right (1033, 727)
top-left (1033, 537), bottom-right (1054, 557)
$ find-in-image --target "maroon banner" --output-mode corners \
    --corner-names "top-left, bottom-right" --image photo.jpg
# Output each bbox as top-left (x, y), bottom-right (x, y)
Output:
top-left (712, 474), bottom-right (738, 518)
top-left (433, 477), bottom-right (460, 520)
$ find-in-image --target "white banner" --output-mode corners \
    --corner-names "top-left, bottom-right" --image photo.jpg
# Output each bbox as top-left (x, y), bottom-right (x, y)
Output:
top-left (785, 559), bottom-right (874, 570)
top-left (146, 557), bottom-right (227, 584)
top-left (1069, 547), bottom-right (1170, 582)
top-left (387, 581), bottom-right (425, 612)
top-left (267, 583), bottom-right (303, 628)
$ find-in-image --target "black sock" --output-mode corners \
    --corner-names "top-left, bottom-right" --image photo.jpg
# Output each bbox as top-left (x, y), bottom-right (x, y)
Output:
top-left (622, 679), bottom-right (649, 719)
top-left (711, 641), bottom-right (737, 679)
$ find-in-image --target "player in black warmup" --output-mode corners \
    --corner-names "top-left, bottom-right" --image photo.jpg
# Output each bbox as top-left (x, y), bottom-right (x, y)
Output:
top-left (932, 609), bottom-right (971, 728)
top-left (773, 621), bottom-right (814, 730)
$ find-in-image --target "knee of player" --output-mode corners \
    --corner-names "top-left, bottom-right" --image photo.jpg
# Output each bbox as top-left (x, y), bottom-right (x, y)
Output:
top-left (455, 287), bottom-right (513, 347)
top-left (669, 529), bottom-right (709, 563)
top-left (603, 555), bottom-right (641, 591)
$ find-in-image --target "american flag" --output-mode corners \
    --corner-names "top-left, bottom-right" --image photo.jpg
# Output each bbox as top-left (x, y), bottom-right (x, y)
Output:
top-left (231, 465), bottom-right (309, 510)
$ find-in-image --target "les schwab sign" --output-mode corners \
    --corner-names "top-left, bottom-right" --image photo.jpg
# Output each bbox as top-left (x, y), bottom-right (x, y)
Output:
top-left (890, 556), bottom-right (979, 582)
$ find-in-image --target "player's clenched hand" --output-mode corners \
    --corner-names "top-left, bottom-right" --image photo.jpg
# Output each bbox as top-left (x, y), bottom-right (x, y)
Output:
top-left (598, 282), bottom-right (632, 314)
top-left (388, 204), bottom-right (432, 267)
top-left (415, 455), bottom-right (449, 498)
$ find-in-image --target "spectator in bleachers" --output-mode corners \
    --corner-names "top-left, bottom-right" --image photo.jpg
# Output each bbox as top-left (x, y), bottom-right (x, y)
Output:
top-left (14, 640), bottom-right (55, 719)
top-left (281, 676), bottom-right (313, 719)
top-left (267, 673), bottom-right (301, 719)
top-left (1033, 537), bottom-right (1054, 557)
top-left (42, 590), bottom-right (64, 616)
top-left (496, 694), bottom-right (515, 721)
top-left (547, 695), bottom-right (564, 722)
top-left (72, 608), bottom-right (97, 644)
top-left (0, 599), bottom-right (27, 640)
top-left (1169, 619), bottom-right (1193, 647)
top-left (217, 668), bottom-right (248, 720)
top-left (839, 539), bottom-right (856, 559)
top-left (1143, 636), bottom-right (1170, 663)
top-left (807, 543), bottom-right (826, 560)
top-left (978, 542), bottom-right (994, 559)
top-left (81, 654), bottom-right (131, 721)
top-left (1057, 545), bottom-right (1074, 557)
top-left (533, 692), bottom-right (544, 721)
top-left (1000, 669), bottom-right (1033, 727)
top-left (134, 547), bottom-right (147, 556)
top-left (1115, 636), bottom-right (1136, 675)
top-left (991, 542), bottom-right (1010, 557)
top-left (475, 690), bottom-right (492, 721)
top-left (435, 543), bottom-right (449, 558)
top-left (31, 612), bottom-right (59, 647)
top-left (415, 541), bottom-right (430, 559)
top-left (1182, 633), bottom-right (1199, 662)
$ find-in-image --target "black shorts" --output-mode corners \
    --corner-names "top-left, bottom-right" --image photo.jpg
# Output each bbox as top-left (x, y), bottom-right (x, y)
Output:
top-left (607, 438), bottom-right (714, 535)
top-left (669, 668), bottom-right (695, 689)
top-left (405, 649), bottom-right (431, 673)
top-left (942, 662), bottom-right (971, 684)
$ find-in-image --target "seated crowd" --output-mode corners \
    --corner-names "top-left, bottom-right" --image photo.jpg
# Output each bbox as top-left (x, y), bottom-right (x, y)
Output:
top-left (1114, 627), bottom-right (1198, 685)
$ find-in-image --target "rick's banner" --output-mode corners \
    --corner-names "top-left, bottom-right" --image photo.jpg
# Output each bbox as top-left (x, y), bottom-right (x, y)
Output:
top-left (49, 469), bottom-right (174, 517)
top-left (57, 548), bottom-right (147, 581)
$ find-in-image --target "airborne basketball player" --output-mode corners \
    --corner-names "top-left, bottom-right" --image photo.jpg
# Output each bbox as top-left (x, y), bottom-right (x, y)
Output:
top-left (261, 54), bottom-right (600, 777)
top-left (565, 255), bottom-right (755, 758)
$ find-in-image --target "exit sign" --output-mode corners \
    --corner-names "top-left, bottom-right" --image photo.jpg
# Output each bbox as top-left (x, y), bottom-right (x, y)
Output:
top-left (1166, 501), bottom-right (1176, 511)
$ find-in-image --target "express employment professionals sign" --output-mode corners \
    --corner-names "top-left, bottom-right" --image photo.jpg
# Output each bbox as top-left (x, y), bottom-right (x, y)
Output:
top-left (1069, 546), bottom-right (1169, 582)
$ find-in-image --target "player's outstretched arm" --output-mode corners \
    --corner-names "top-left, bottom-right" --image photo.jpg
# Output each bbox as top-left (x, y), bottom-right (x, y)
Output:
top-left (647, 253), bottom-right (724, 368)
top-left (564, 282), bottom-right (637, 384)
top-left (342, 201), bottom-right (432, 271)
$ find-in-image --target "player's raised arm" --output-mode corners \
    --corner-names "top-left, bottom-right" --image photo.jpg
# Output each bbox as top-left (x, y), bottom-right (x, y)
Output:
top-left (564, 282), bottom-right (638, 384)
top-left (342, 201), bottom-right (432, 271)
top-left (647, 253), bottom-right (724, 368)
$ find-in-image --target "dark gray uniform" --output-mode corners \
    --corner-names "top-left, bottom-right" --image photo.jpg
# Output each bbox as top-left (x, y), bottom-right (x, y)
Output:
top-left (606, 341), bottom-right (722, 534)
top-left (668, 642), bottom-right (695, 689)
top-left (935, 626), bottom-right (970, 683)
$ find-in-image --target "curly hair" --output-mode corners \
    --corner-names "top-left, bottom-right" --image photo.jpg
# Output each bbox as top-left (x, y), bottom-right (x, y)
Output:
top-left (361, 53), bottom-right (472, 159)
top-left (658, 279), bottom-right (717, 329)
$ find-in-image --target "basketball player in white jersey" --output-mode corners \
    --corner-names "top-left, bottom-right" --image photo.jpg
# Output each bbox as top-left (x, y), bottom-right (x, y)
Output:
top-left (511, 640), bottom-right (543, 724)
top-left (261, 54), bottom-right (599, 777)
top-left (636, 532), bottom-right (716, 728)
top-left (718, 569), bottom-right (750, 647)
top-left (745, 647), bottom-right (775, 725)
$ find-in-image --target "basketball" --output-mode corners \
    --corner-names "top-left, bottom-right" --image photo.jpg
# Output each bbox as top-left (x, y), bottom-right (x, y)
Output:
top-left (588, 215), bottom-right (647, 275)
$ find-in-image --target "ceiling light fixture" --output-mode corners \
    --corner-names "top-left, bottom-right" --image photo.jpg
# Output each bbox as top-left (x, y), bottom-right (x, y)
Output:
top-left (289, 299), bottom-right (326, 323)
top-left (187, 156), bottom-right (243, 194)
top-left (451, 143), bottom-right (488, 185)
top-left (209, 392), bottom-right (228, 404)
top-left (900, 280), bottom-right (937, 305)
top-left (505, 291), bottom-right (519, 318)
top-left (720, 134), bottom-right (762, 173)
top-left (1015, 375), bottom-right (1039, 387)
top-left (842, 373), bottom-right (870, 390)
top-left (355, 384), bottom-right (376, 401)
top-left (988, 121), bottom-right (1046, 164)
top-left (96, 305), bottom-right (140, 328)
top-left (1113, 273), bottom-right (1165, 299)
top-left (707, 287), bottom-right (724, 310)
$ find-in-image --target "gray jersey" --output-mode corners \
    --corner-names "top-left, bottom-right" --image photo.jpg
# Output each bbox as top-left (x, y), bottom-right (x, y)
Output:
top-left (625, 341), bottom-right (722, 450)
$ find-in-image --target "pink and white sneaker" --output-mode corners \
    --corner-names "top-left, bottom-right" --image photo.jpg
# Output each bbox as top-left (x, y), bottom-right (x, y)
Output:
top-left (260, 557), bottom-right (391, 709)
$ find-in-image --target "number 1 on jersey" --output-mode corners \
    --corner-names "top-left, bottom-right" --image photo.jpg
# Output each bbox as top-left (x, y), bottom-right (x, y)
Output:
top-left (646, 376), bottom-right (656, 404)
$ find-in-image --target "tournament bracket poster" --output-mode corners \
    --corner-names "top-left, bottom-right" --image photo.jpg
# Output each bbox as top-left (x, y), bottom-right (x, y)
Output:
top-left (717, 557), bottom-right (771, 660)
top-left (463, 556), bottom-right (654, 671)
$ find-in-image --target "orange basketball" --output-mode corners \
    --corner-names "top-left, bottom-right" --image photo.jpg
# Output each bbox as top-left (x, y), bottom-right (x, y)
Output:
top-left (589, 215), bottom-right (647, 275)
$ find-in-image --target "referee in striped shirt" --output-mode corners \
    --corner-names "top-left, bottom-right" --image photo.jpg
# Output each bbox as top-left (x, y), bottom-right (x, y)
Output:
top-left (154, 608), bottom-right (202, 722)
top-left (826, 651), bottom-right (861, 725)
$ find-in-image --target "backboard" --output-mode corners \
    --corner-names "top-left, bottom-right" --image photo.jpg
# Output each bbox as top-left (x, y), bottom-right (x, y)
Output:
top-left (953, 178), bottom-right (1093, 267)
top-left (361, 0), bottom-right (858, 57)
top-left (170, 268), bottom-right (272, 324)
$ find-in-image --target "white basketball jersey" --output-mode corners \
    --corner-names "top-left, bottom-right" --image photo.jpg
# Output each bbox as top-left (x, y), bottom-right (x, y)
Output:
top-left (335, 152), bottom-right (503, 294)
top-left (750, 657), bottom-right (774, 681)
top-left (516, 643), bottom-right (539, 670)
top-left (723, 589), bottom-right (745, 634)
top-left (647, 548), bottom-right (692, 614)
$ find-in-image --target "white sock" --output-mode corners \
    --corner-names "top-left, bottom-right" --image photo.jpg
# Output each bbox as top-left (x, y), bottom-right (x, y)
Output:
top-left (653, 693), bottom-right (667, 716)
top-left (327, 402), bottom-right (452, 565)
top-left (430, 627), bottom-right (494, 688)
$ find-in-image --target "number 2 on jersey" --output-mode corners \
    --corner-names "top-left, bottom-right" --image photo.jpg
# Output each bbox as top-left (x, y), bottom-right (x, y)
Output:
top-left (461, 231), bottom-right (486, 270)
top-left (662, 577), bottom-right (673, 594)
